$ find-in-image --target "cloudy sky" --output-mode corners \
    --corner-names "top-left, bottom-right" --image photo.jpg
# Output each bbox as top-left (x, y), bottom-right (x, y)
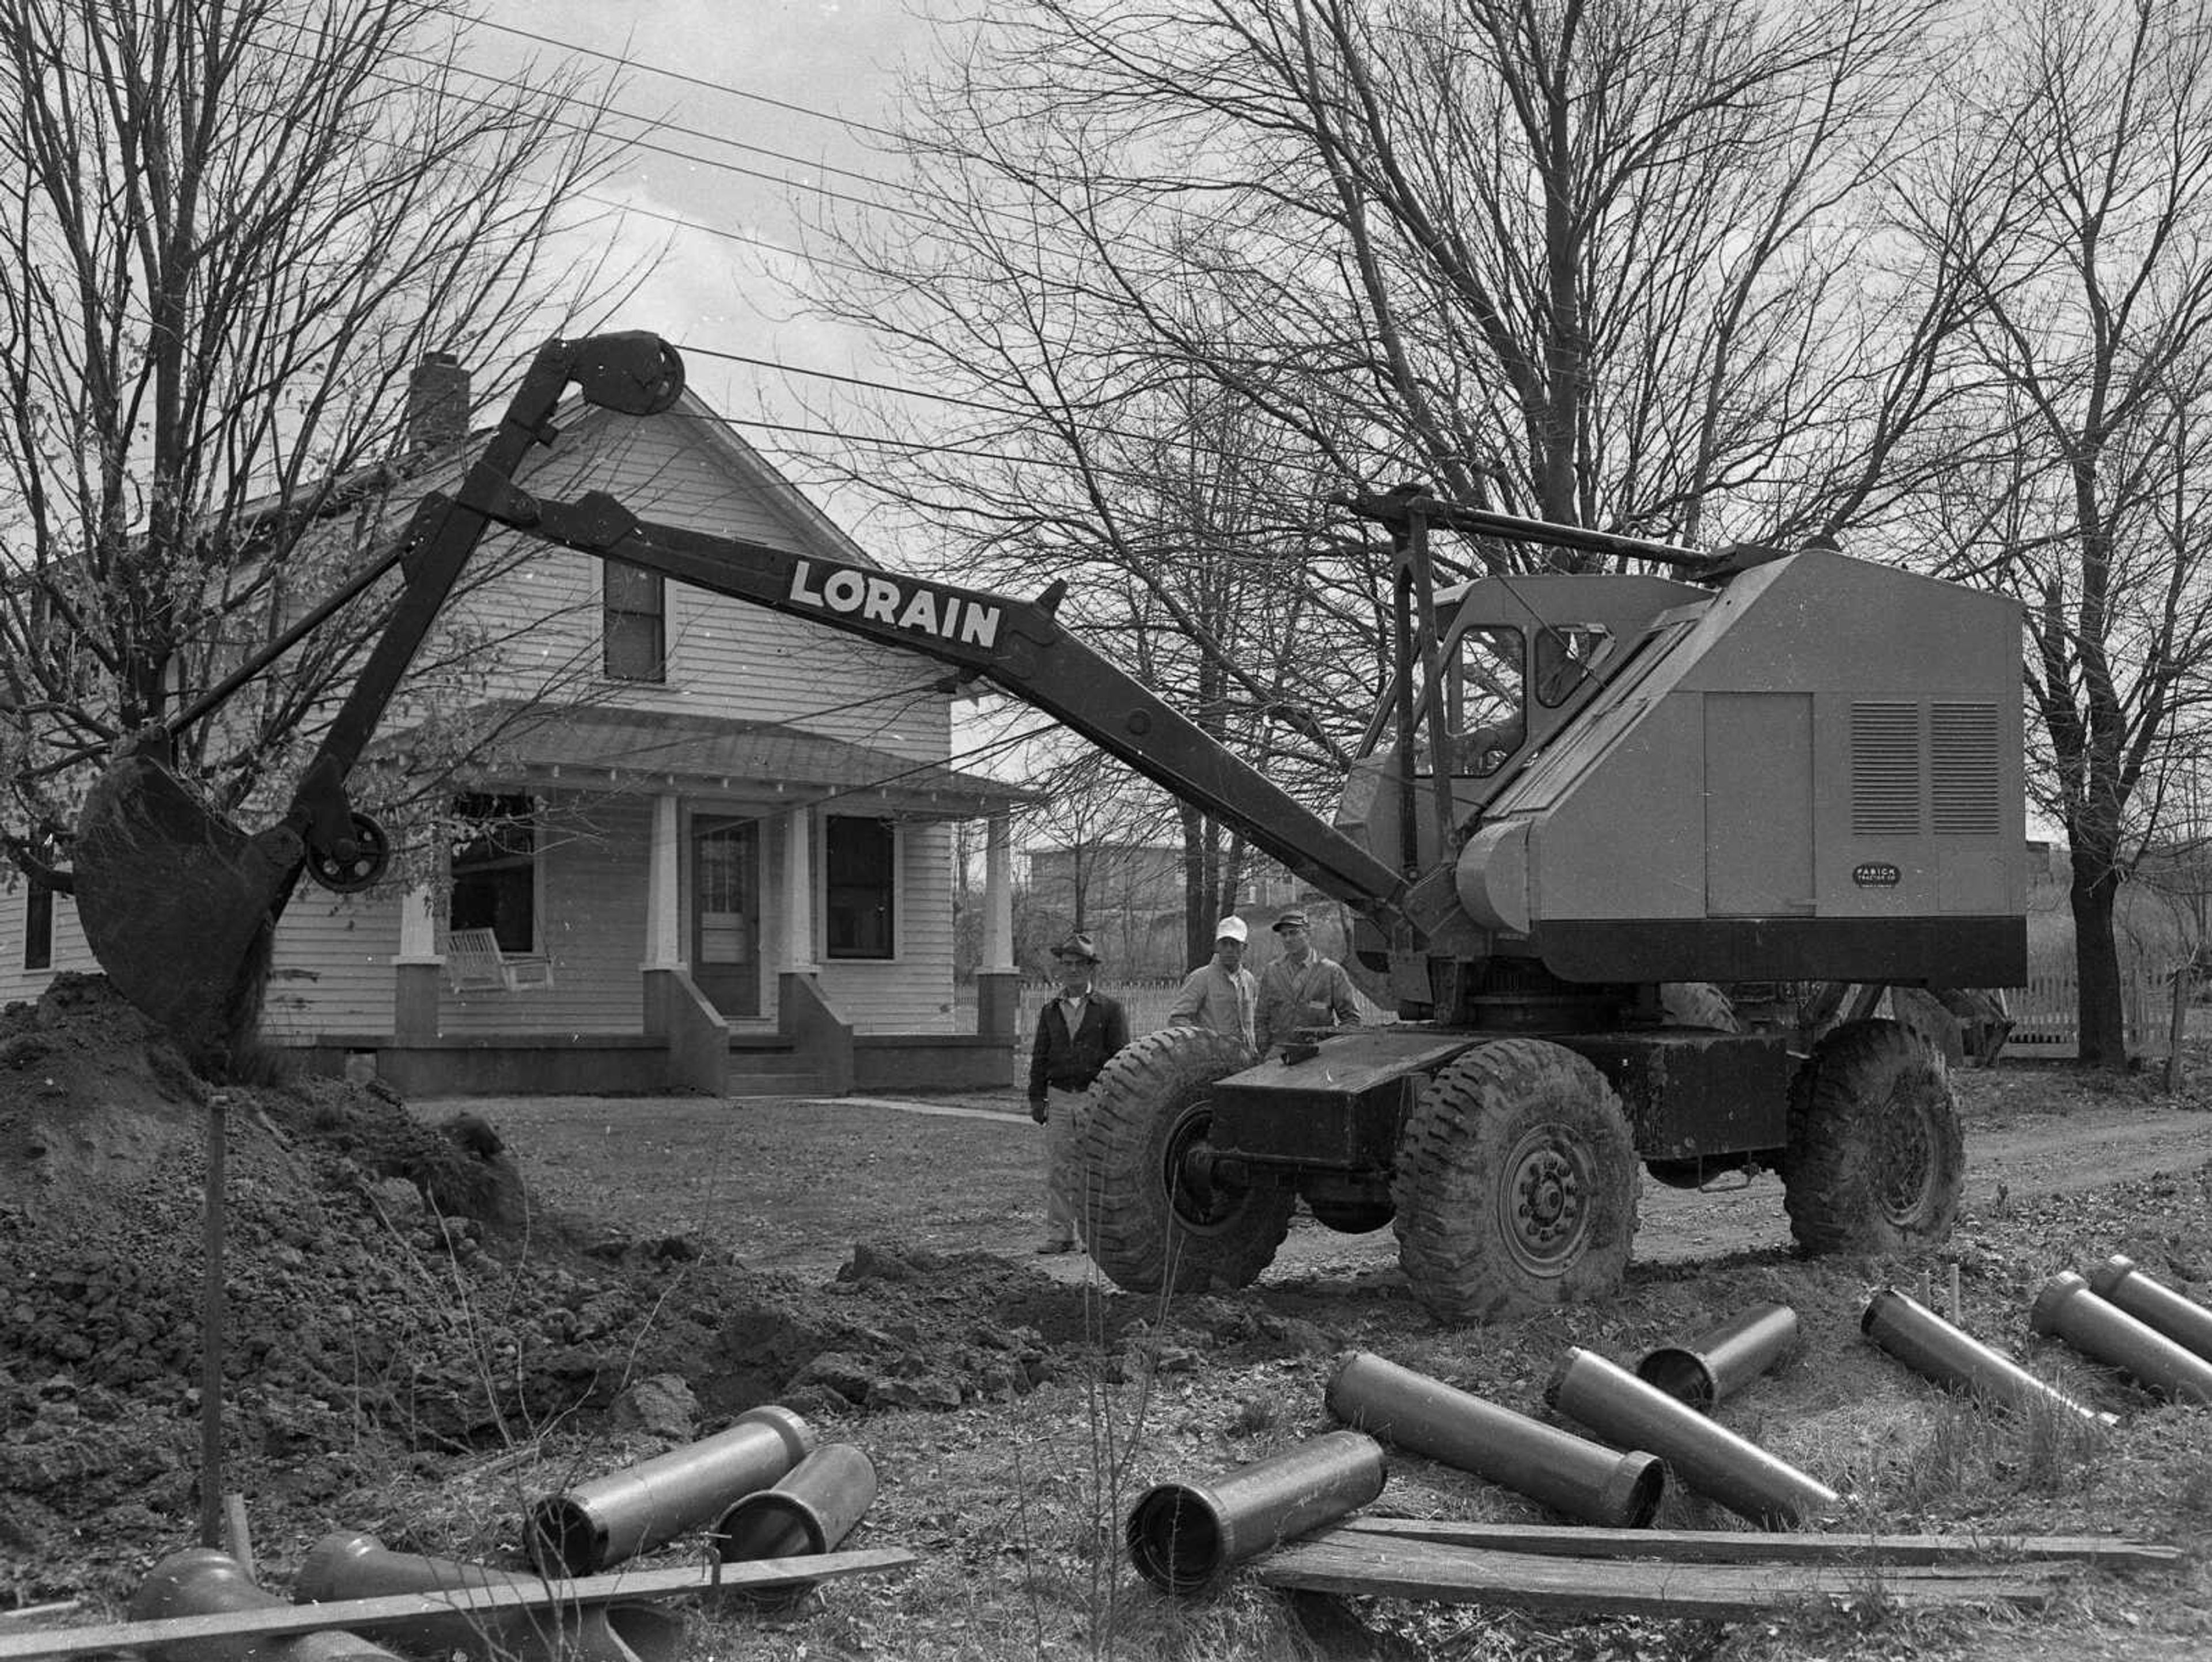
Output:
top-left (470, 1), bottom-right (960, 505)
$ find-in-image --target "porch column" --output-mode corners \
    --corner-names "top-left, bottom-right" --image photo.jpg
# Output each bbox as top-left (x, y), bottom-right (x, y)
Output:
top-left (782, 805), bottom-right (818, 972)
top-left (642, 793), bottom-right (683, 1037)
top-left (976, 810), bottom-right (1020, 1040)
top-left (392, 883), bottom-right (440, 1042)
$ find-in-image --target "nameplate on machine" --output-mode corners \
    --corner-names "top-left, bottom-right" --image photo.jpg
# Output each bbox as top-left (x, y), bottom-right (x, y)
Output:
top-left (787, 559), bottom-right (1001, 649)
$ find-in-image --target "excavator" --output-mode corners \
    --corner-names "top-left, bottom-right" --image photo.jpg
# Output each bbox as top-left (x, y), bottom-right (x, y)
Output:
top-left (65, 332), bottom-right (2026, 1323)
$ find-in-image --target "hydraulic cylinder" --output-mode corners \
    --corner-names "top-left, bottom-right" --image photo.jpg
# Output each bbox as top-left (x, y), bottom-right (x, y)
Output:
top-left (1861, 1288), bottom-right (2112, 1427)
top-left (1124, 1429), bottom-right (1387, 1595)
top-left (1635, 1303), bottom-right (1799, 1411)
top-left (1325, 1350), bottom-right (1660, 1528)
top-left (527, 1403), bottom-right (815, 1573)
top-left (2088, 1254), bottom-right (2212, 1364)
top-left (1549, 1346), bottom-right (1840, 1527)
top-left (294, 1531), bottom-right (684, 1662)
top-left (2031, 1271), bottom-right (2212, 1406)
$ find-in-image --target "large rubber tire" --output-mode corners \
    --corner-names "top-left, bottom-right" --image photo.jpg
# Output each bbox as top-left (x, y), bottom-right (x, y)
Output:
top-left (1075, 1026), bottom-right (1294, 1294)
top-left (1783, 1019), bottom-right (1963, 1256)
top-left (1390, 1039), bottom-right (1639, 1324)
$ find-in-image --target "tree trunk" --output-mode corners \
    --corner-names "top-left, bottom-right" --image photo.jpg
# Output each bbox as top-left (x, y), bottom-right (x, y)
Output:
top-left (2070, 859), bottom-right (2127, 1068)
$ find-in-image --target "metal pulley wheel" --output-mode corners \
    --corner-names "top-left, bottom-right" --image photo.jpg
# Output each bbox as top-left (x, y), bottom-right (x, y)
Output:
top-left (304, 811), bottom-right (391, 892)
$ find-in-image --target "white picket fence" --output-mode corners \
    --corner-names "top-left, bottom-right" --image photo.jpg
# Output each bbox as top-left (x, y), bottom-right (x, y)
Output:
top-left (1999, 970), bottom-right (2187, 1058)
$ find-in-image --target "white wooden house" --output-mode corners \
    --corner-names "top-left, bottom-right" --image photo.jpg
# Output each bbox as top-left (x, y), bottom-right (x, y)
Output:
top-left (2, 358), bottom-right (1028, 1095)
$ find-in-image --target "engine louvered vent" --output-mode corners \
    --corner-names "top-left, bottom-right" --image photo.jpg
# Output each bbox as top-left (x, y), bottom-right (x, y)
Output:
top-left (1931, 703), bottom-right (2001, 834)
top-left (1851, 702), bottom-right (1922, 835)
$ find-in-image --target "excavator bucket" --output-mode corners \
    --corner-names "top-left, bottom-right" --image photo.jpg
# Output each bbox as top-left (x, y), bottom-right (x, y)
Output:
top-left (73, 732), bottom-right (304, 1070)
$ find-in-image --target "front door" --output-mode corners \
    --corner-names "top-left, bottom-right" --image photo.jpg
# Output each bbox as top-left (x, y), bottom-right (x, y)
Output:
top-left (692, 817), bottom-right (760, 1019)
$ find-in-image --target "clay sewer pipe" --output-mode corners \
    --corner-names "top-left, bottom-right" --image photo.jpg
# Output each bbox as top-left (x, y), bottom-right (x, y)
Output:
top-left (1549, 1347), bottom-right (1840, 1528)
top-left (527, 1403), bottom-right (816, 1575)
top-left (1861, 1288), bottom-right (2115, 1429)
top-left (1326, 1350), bottom-right (1661, 1528)
top-left (2032, 1271), bottom-right (2212, 1406)
top-left (129, 1548), bottom-right (402, 1662)
top-left (1124, 1429), bottom-right (1387, 1596)
top-left (2089, 1254), bottom-right (2212, 1365)
top-left (1635, 1302), bottom-right (1800, 1411)
top-left (714, 1443), bottom-right (881, 1607)
top-left (294, 1531), bottom-right (684, 1662)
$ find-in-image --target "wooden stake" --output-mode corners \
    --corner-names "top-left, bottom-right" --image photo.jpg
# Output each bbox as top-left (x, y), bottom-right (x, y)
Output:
top-left (199, 1095), bottom-right (228, 1550)
top-left (222, 1494), bottom-right (254, 1580)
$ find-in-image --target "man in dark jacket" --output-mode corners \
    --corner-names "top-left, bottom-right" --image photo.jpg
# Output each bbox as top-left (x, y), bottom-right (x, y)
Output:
top-left (1027, 932), bottom-right (1131, 1253)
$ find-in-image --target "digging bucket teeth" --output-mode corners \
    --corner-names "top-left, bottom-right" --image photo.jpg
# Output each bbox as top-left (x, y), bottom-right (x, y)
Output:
top-left (73, 732), bottom-right (302, 1069)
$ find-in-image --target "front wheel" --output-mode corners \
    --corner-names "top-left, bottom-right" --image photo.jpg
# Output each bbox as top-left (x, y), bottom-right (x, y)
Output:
top-left (1783, 1019), bottom-right (1963, 1255)
top-left (1075, 1027), bottom-right (1292, 1293)
top-left (1391, 1039), bottom-right (1638, 1323)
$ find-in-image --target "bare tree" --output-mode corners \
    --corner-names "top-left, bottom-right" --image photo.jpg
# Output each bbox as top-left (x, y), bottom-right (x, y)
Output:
top-left (0, 0), bottom-right (631, 886)
top-left (781, 0), bottom-right (1969, 933)
top-left (1896, 0), bottom-right (2212, 1065)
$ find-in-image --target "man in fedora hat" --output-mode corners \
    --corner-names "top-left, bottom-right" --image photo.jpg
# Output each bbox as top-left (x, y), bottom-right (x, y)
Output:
top-left (1254, 908), bottom-right (1361, 1055)
top-left (1026, 931), bottom-right (1129, 1254)
top-left (1166, 915), bottom-right (1259, 1053)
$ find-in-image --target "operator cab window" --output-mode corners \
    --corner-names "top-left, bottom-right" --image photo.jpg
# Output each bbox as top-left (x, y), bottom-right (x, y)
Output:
top-left (1416, 625), bottom-right (1526, 778)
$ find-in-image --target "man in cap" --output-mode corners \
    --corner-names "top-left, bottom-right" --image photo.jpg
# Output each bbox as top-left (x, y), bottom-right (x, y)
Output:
top-left (1254, 908), bottom-right (1362, 1055)
top-left (1166, 915), bottom-right (1258, 1053)
top-left (1026, 932), bottom-right (1129, 1254)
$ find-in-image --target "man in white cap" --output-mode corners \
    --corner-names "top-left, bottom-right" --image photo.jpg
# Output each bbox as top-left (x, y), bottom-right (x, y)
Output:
top-left (1166, 915), bottom-right (1258, 1053)
top-left (1254, 908), bottom-right (1362, 1055)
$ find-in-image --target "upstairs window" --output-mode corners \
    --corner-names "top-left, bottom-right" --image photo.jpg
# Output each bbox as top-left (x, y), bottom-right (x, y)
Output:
top-left (825, 816), bottom-right (895, 959)
top-left (604, 562), bottom-right (665, 682)
top-left (449, 793), bottom-right (539, 953)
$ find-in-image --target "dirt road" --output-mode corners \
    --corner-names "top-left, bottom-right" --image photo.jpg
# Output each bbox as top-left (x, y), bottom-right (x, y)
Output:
top-left (456, 1068), bottom-right (2212, 1286)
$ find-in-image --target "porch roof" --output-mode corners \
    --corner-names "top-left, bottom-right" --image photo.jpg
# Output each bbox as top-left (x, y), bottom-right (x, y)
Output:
top-left (396, 701), bottom-right (1031, 820)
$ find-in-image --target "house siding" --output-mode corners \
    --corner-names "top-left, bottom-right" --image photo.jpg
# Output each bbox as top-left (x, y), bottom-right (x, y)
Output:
top-left (3, 384), bottom-right (984, 1066)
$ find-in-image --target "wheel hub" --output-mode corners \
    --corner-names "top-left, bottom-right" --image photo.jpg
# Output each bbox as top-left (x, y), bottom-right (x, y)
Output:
top-left (1501, 1123), bottom-right (1592, 1276)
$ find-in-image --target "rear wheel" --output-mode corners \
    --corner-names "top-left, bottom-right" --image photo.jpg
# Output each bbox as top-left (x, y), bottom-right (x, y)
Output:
top-left (1783, 1019), bottom-right (1963, 1255)
top-left (1391, 1039), bottom-right (1638, 1323)
top-left (1076, 1027), bottom-right (1292, 1293)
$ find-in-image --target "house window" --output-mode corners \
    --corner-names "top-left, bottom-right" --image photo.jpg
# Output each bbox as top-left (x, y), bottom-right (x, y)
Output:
top-left (22, 885), bottom-right (52, 971)
top-left (825, 816), bottom-right (895, 959)
top-left (604, 561), bottom-right (665, 682)
top-left (449, 793), bottom-right (539, 953)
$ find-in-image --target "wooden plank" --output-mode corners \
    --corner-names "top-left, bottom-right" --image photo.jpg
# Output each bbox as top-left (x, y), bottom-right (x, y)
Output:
top-left (0, 1549), bottom-right (916, 1661)
top-left (1254, 1535), bottom-right (2061, 1619)
top-left (1333, 1517), bottom-right (2184, 1571)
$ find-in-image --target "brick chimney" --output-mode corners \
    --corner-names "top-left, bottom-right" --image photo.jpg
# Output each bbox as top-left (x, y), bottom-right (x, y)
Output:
top-left (405, 351), bottom-right (471, 457)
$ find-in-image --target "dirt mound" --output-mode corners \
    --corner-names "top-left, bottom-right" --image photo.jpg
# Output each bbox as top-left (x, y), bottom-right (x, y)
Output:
top-left (0, 980), bottom-right (1092, 1603)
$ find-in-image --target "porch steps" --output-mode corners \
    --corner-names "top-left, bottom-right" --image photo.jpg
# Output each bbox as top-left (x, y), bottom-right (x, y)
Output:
top-left (725, 1034), bottom-right (825, 1099)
